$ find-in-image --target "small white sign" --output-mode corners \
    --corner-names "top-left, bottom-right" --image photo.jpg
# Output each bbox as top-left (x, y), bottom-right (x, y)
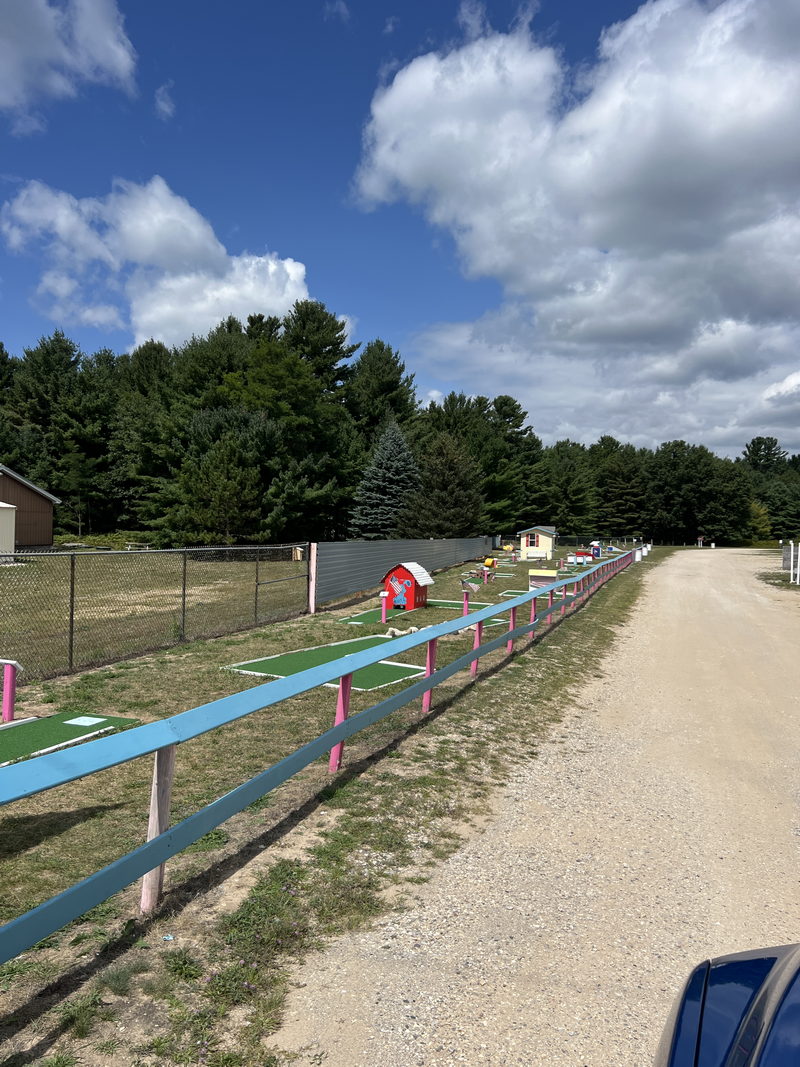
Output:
top-left (63, 716), bottom-right (107, 727)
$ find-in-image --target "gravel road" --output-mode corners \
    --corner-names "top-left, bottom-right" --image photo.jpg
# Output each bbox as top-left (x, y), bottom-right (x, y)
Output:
top-left (271, 549), bottom-right (800, 1065)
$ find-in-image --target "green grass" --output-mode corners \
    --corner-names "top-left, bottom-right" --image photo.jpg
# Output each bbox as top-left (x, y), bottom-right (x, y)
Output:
top-left (0, 547), bottom-right (665, 1065)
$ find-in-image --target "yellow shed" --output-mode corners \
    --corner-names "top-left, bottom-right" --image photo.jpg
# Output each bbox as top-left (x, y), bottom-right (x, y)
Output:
top-left (517, 525), bottom-right (557, 561)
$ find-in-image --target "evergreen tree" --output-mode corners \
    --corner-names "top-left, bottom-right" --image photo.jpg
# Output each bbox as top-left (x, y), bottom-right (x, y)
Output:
top-left (524, 440), bottom-right (597, 535)
top-left (281, 299), bottom-right (359, 394)
top-left (590, 438), bottom-right (646, 537)
top-left (398, 433), bottom-right (484, 538)
top-left (172, 432), bottom-right (261, 542)
top-left (345, 338), bottom-right (417, 443)
top-left (350, 422), bottom-right (420, 539)
top-left (246, 313), bottom-right (281, 342)
top-left (742, 436), bottom-right (787, 474)
top-left (0, 341), bottom-right (15, 392)
top-left (4, 331), bottom-right (89, 529)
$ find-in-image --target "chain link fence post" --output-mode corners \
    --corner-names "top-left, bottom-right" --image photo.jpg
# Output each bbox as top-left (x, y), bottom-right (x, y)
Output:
top-left (68, 553), bottom-right (76, 671)
top-left (180, 550), bottom-right (187, 641)
top-left (254, 553), bottom-right (260, 624)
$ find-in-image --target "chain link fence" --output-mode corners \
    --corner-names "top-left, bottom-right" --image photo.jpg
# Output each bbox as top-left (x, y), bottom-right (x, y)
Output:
top-left (0, 544), bottom-right (308, 683)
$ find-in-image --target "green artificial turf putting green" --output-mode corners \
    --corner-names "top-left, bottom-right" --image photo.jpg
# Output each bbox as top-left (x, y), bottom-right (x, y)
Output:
top-left (341, 606), bottom-right (418, 625)
top-left (0, 711), bottom-right (140, 765)
top-left (342, 599), bottom-right (494, 624)
top-left (428, 599), bottom-right (492, 609)
top-left (229, 635), bottom-right (425, 692)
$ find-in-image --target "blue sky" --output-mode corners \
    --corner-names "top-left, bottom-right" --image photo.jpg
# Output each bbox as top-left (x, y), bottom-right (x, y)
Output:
top-left (2, 0), bottom-right (800, 454)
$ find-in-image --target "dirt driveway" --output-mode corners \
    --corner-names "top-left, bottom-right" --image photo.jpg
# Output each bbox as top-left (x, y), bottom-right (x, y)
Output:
top-left (270, 549), bottom-right (800, 1065)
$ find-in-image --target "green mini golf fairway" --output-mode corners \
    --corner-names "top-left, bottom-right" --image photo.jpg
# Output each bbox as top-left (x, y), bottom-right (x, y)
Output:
top-left (342, 600), bottom-right (494, 624)
top-left (428, 599), bottom-right (492, 609)
top-left (0, 711), bottom-right (140, 766)
top-left (230, 635), bottom-right (425, 691)
top-left (341, 606), bottom-right (418, 625)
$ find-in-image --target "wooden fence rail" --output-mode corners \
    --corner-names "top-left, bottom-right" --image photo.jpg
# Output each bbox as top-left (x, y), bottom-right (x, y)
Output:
top-left (0, 551), bottom-right (633, 965)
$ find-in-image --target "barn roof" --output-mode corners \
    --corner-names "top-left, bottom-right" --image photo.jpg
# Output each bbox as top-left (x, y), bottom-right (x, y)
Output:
top-left (402, 561), bottom-right (434, 586)
top-left (382, 561), bottom-right (434, 586)
top-left (0, 465), bottom-right (61, 504)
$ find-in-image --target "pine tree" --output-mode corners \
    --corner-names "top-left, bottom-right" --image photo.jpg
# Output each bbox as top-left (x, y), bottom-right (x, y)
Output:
top-left (281, 299), bottom-right (359, 394)
top-left (399, 433), bottom-right (485, 538)
top-left (345, 338), bottom-right (417, 443)
top-left (350, 422), bottom-right (420, 539)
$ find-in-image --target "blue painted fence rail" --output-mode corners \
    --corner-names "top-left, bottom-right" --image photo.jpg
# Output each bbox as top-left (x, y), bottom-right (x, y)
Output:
top-left (0, 552), bottom-right (632, 964)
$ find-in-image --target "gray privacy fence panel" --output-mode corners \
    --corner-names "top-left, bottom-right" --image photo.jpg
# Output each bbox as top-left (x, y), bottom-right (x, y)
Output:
top-left (314, 537), bottom-right (492, 607)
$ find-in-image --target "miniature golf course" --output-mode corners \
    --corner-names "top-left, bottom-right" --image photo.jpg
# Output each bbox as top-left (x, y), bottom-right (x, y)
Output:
top-left (229, 635), bottom-right (426, 691)
top-left (0, 711), bottom-right (139, 766)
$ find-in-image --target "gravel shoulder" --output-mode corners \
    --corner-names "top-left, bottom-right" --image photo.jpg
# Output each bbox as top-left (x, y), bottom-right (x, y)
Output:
top-left (270, 549), bottom-right (800, 1066)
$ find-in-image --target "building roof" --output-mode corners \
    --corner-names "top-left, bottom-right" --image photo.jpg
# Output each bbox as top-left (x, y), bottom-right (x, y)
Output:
top-left (0, 501), bottom-right (16, 509)
top-left (516, 525), bottom-right (557, 536)
top-left (402, 561), bottom-right (434, 586)
top-left (0, 464), bottom-right (61, 504)
top-left (382, 561), bottom-right (434, 586)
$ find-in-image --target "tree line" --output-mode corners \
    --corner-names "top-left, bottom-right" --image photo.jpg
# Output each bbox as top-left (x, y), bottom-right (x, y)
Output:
top-left (1, 301), bottom-right (798, 545)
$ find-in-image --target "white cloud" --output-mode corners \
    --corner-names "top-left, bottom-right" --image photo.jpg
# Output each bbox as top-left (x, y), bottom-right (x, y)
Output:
top-left (154, 80), bottom-right (174, 120)
top-left (383, 16), bottom-right (399, 36)
top-left (323, 1), bottom-right (350, 24)
top-left (356, 0), bottom-right (800, 452)
top-left (0, 0), bottom-right (136, 131)
top-left (1, 176), bottom-right (309, 346)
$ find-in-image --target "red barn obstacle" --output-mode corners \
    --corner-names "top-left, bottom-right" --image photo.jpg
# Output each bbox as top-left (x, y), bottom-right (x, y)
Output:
top-left (382, 562), bottom-right (434, 611)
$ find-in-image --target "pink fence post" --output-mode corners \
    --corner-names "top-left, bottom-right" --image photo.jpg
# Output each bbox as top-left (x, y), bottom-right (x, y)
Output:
top-left (140, 743), bottom-right (177, 915)
top-left (380, 591), bottom-right (389, 624)
top-left (328, 673), bottom-right (353, 773)
top-left (561, 584), bottom-right (568, 618)
top-left (462, 590), bottom-right (470, 616)
top-left (1, 660), bottom-right (20, 724)
top-left (529, 593), bottom-right (537, 641)
top-left (470, 621), bottom-right (483, 678)
top-left (422, 638), bottom-right (438, 714)
top-left (483, 567), bottom-right (488, 585)
top-left (506, 607), bottom-right (517, 655)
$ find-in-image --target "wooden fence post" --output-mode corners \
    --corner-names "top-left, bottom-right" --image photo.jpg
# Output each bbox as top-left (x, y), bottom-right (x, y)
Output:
top-left (470, 621), bottom-right (483, 677)
top-left (140, 744), bottom-right (177, 915)
top-left (422, 638), bottom-right (438, 713)
top-left (506, 608), bottom-right (517, 655)
top-left (328, 673), bottom-right (352, 773)
top-left (529, 594), bottom-right (537, 641)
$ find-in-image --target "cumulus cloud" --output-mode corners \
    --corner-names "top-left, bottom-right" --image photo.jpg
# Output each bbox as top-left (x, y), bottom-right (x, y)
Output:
top-left (154, 80), bottom-right (174, 120)
top-left (0, 0), bottom-right (136, 132)
top-left (356, 0), bottom-right (800, 451)
top-left (0, 175), bottom-right (308, 346)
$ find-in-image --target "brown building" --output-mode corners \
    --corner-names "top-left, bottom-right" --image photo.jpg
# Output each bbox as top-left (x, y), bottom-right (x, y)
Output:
top-left (0, 465), bottom-right (61, 547)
